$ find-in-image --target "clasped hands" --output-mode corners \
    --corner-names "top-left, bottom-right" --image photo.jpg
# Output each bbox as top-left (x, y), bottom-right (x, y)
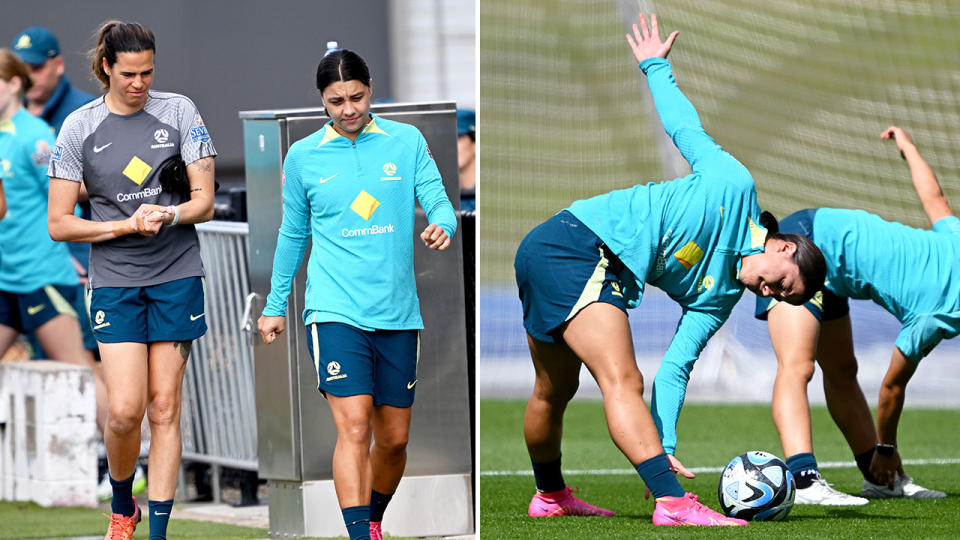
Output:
top-left (126, 204), bottom-right (174, 236)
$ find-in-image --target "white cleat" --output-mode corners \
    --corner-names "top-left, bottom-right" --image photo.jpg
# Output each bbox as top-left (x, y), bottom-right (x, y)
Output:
top-left (795, 475), bottom-right (869, 506)
top-left (862, 475), bottom-right (946, 499)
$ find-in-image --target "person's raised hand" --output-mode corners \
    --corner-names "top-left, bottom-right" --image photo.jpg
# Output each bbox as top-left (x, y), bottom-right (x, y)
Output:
top-left (626, 13), bottom-right (679, 64)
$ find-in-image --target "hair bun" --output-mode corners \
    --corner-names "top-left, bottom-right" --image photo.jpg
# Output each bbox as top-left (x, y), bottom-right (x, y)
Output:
top-left (760, 210), bottom-right (779, 234)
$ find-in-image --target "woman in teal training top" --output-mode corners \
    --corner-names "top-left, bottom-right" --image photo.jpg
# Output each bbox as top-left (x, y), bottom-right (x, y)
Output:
top-left (755, 126), bottom-right (952, 505)
top-left (258, 49), bottom-right (456, 540)
top-left (514, 14), bottom-right (826, 527)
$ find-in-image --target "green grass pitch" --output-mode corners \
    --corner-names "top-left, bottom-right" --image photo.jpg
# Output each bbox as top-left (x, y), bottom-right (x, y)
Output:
top-left (480, 399), bottom-right (960, 538)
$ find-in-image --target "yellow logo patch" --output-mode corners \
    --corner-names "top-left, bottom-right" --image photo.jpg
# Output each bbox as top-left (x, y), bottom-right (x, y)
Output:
top-left (14, 35), bottom-right (31, 50)
top-left (673, 241), bottom-right (704, 270)
top-left (122, 156), bottom-right (152, 185)
top-left (350, 190), bottom-right (380, 220)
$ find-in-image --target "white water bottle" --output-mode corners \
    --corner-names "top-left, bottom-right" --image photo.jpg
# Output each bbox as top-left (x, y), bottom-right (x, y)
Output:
top-left (325, 41), bottom-right (339, 56)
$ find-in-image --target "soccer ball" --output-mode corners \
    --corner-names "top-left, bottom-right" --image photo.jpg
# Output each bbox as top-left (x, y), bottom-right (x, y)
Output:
top-left (718, 451), bottom-right (795, 521)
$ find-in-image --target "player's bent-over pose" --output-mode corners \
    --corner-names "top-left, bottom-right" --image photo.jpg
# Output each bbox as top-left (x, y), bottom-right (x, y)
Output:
top-left (257, 49), bottom-right (457, 540)
top-left (47, 22), bottom-right (216, 540)
top-left (756, 126), bottom-right (951, 506)
top-left (514, 13), bottom-right (827, 527)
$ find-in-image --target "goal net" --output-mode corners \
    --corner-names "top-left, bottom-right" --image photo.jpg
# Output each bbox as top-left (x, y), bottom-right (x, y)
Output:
top-left (478, 0), bottom-right (960, 404)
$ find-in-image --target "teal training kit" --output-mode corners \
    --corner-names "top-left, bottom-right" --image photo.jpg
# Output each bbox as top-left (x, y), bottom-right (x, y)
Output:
top-left (567, 57), bottom-right (768, 455)
top-left (813, 209), bottom-right (960, 362)
top-left (264, 114), bottom-right (457, 331)
top-left (0, 108), bottom-right (77, 292)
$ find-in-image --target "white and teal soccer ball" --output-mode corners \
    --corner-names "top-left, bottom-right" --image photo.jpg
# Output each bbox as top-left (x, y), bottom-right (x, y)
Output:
top-left (718, 451), bottom-right (795, 521)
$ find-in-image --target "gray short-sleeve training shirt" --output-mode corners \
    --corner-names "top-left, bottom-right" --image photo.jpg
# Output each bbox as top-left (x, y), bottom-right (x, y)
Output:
top-left (49, 91), bottom-right (216, 288)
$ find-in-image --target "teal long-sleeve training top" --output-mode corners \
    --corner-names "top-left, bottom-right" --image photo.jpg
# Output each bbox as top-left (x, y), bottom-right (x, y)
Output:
top-left (813, 208), bottom-right (960, 363)
top-left (568, 57), bottom-right (768, 455)
top-left (263, 114), bottom-right (457, 331)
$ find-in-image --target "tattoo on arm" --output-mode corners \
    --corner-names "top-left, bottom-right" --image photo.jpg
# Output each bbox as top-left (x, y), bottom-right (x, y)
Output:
top-left (193, 159), bottom-right (214, 173)
top-left (176, 340), bottom-right (193, 360)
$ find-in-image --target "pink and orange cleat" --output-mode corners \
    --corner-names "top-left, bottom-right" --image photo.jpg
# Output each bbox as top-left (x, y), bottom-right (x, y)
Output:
top-left (369, 520), bottom-right (383, 540)
top-left (652, 493), bottom-right (747, 526)
top-left (103, 498), bottom-right (142, 539)
top-left (528, 486), bottom-right (615, 517)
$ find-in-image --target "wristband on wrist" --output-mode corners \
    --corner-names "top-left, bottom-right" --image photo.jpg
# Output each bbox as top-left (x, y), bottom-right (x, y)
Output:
top-left (875, 443), bottom-right (897, 457)
top-left (168, 205), bottom-right (181, 226)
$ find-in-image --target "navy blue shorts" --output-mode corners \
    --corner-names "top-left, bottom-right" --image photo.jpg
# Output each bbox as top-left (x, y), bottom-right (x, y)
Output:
top-left (88, 277), bottom-right (207, 343)
top-left (0, 284), bottom-right (79, 333)
top-left (515, 210), bottom-right (628, 343)
top-left (305, 322), bottom-right (420, 408)
top-left (755, 209), bottom-right (848, 322)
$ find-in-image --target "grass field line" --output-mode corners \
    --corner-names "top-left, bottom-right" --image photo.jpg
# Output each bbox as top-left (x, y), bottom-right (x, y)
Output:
top-left (481, 457), bottom-right (960, 476)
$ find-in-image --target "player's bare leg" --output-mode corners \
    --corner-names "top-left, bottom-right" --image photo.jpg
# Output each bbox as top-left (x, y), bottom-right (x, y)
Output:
top-left (101, 342), bottom-right (149, 482)
top-left (524, 334), bottom-right (581, 463)
top-left (768, 303), bottom-right (819, 458)
top-left (769, 305), bottom-right (868, 505)
top-left (816, 316), bottom-right (875, 455)
top-left (328, 394), bottom-right (375, 507)
top-left (370, 404), bottom-right (412, 494)
top-left (0, 324), bottom-right (20, 357)
top-left (523, 311), bottom-right (613, 517)
top-left (562, 302), bottom-right (662, 465)
top-left (145, 341), bottom-right (189, 501)
top-left (559, 301), bottom-right (744, 525)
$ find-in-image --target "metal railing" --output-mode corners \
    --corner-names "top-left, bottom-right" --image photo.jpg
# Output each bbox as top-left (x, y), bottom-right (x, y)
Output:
top-left (180, 221), bottom-right (258, 471)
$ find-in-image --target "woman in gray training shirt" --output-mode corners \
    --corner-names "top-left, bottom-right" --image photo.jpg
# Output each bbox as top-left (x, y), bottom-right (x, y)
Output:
top-left (47, 21), bottom-right (215, 540)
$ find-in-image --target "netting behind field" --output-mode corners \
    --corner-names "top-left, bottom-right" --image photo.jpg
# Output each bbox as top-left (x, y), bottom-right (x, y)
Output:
top-left (478, 0), bottom-right (960, 402)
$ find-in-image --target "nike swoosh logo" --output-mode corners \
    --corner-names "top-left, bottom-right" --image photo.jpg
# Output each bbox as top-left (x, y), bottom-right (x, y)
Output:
top-left (27, 304), bottom-right (46, 315)
top-left (190, 313), bottom-right (205, 321)
top-left (154, 511), bottom-right (169, 516)
top-left (319, 174), bottom-right (338, 184)
top-left (93, 143), bottom-right (112, 153)
top-left (407, 380), bottom-right (417, 390)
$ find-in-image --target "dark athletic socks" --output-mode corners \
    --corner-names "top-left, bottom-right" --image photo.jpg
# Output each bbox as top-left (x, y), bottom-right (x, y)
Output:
top-left (531, 455), bottom-right (566, 493)
top-left (635, 454), bottom-right (685, 498)
top-left (369, 490), bottom-right (393, 522)
top-left (148, 499), bottom-right (173, 539)
top-left (342, 505), bottom-right (370, 540)
top-left (110, 473), bottom-right (136, 517)
top-left (786, 452), bottom-right (820, 489)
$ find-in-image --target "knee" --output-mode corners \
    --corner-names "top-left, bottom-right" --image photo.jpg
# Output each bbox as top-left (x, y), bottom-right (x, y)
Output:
top-left (337, 414), bottom-right (372, 446)
top-left (532, 376), bottom-right (580, 406)
top-left (147, 393), bottom-right (181, 428)
top-left (778, 356), bottom-right (815, 384)
top-left (823, 357), bottom-right (859, 385)
top-left (107, 404), bottom-right (144, 436)
top-left (375, 430), bottom-right (409, 456)
top-left (598, 368), bottom-right (644, 396)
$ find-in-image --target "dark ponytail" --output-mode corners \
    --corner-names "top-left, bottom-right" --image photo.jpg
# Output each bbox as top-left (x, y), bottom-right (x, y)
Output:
top-left (762, 211), bottom-right (826, 304)
top-left (760, 210), bottom-right (779, 234)
top-left (89, 21), bottom-right (155, 90)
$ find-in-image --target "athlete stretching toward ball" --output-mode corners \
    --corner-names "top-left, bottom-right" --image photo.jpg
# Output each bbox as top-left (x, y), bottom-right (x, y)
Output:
top-left (514, 13), bottom-right (826, 527)
top-left (756, 126), bottom-right (950, 506)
